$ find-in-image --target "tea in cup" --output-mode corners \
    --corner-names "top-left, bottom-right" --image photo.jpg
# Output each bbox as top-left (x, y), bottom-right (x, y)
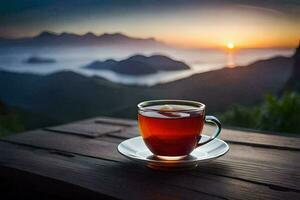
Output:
top-left (138, 100), bottom-right (221, 160)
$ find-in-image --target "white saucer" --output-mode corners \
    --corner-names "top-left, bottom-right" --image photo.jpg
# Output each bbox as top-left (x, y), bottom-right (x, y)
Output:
top-left (117, 135), bottom-right (229, 170)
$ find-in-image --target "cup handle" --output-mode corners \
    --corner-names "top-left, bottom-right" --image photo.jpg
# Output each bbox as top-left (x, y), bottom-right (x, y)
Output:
top-left (197, 115), bottom-right (222, 147)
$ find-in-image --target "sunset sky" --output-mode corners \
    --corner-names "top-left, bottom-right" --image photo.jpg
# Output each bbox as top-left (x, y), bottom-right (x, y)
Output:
top-left (0, 0), bottom-right (299, 48)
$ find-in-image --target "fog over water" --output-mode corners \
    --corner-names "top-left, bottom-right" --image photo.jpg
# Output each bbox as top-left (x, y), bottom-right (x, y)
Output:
top-left (0, 46), bottom-right (293, 86)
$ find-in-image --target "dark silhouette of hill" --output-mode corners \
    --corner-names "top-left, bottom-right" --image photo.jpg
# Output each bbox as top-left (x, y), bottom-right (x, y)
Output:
top-left (284, 41), bottom-right (300, 91)
top-left (0, 31), bottom-right (165, 48)
top-left (0, 55), bottom-right (293, 127)
top-left (127, 55), bottom-right (189, 71)
top-left (84, 55), bottom-right (190, 75)
top-left (86, 59), bottom-right (117, 70)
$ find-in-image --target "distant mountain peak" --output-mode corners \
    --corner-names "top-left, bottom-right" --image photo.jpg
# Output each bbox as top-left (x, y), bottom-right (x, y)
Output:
top-left (100, 32), bottom-right (129, 39)
top-left (0, 31), bottom-right (165, 48)
top-left (59, 32), bottom-right (76, 36)
top-left (83, 32), bottom-right (97, 37)
top-left (103, 32), bottom-right (125, 36)
top-left (128, 54), bottom-right (148, 60)
top-left (37, 31), bottom-right (130, 39)
top-left (37, 31), bottom-right (58, 38)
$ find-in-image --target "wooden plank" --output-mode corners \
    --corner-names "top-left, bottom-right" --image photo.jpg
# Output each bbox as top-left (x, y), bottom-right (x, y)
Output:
top-left (54, 116), bottom-right (137, 127)
top-left (108, 126), bottom-right (140, 138)
top-left (101, 136), bottom-right (300, 192)
top-left (0, 166), bottom-right (114, 200)
top-left (92, 116), bottom-right (137, 127)
top-left (3, 129), bottom-right (300, 192)
top-left (46, 117), bottom-right (300, 150)
top-left (4, 130), bottom-right (127, 162)
top-left (7, 129), bottom-right (300, 170)
top-left (0, 141), bottom-right (299, 200)
top-left (0, 141), bottom-right (222, 200)
top-left (216, 127), bottom-right (300, 150)
top-left (108, 125), bottom-right (300, 150)
top-left (43, 116), bottom-right (136, 138)
top-left (103, 134), bottom-right (300, 170)
top-left (45, 121), bottom-right (122, 138)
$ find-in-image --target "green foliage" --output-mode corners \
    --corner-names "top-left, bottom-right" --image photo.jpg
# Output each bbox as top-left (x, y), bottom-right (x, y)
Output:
top-left (220, 92), bottom-right (300, 134)
top-left (0, 101), bottom-right (25, 137)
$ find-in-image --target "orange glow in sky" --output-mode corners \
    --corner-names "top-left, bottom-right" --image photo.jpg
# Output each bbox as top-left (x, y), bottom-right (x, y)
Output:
top-left (3, 3), bottom-right (299, 49)
top-left (108, 5), bottom-right (299, 49)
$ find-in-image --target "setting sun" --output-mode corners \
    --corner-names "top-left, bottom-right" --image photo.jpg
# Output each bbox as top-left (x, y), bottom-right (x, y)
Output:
top-left (227, 42), bottom-right (235, 49)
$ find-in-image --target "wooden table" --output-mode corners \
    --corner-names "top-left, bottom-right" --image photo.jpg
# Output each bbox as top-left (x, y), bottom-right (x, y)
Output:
top-left (0, 116), bottom-right (299, 199)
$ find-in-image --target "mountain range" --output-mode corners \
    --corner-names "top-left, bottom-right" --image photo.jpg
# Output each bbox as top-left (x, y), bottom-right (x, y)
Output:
top-left (0, 31), bottom-right (165, 48)
top-left (0, 54), bottom-right (293, 129)
top-left (84, 55), bottom-right (190, 75)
